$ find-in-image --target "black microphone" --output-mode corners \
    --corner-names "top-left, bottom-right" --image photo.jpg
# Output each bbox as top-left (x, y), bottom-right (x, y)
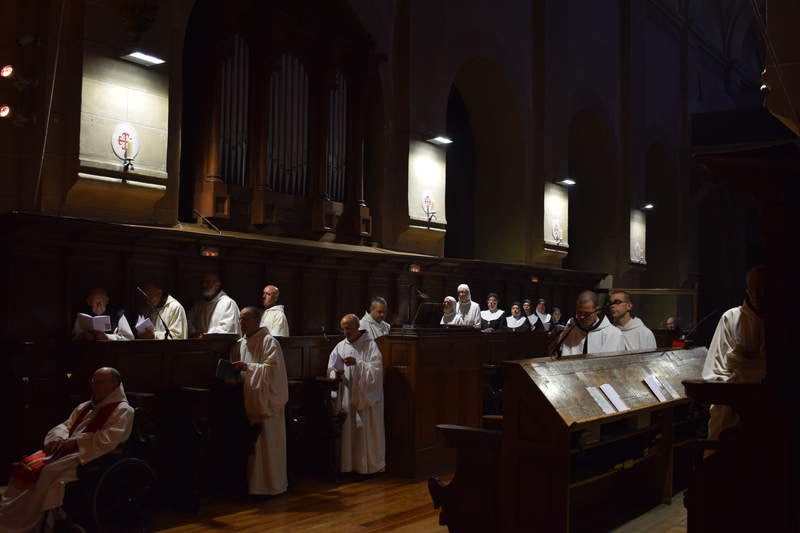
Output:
top-left (136, 286), bottom-right (172, 339)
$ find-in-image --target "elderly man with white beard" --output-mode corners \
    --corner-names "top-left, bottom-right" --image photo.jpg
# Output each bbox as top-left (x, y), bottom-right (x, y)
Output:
top-left (454, 284), bottom-right (481, 328)
top-left (188, 272), bottom-right (241, 337)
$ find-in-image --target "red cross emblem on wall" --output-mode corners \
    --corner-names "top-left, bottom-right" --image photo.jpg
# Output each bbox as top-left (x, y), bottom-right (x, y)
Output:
top-left (117, 132), bottom-right (133, 152)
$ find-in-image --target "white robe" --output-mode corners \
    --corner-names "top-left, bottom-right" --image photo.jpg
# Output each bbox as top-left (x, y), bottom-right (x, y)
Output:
top-left (71, 313), bottom-right (133, 341)
top-left (360, 312), bottom-right (391, 340)
top-left (617, 317), bottom-right (658, 351)
top-left (260, 305), bottom-right (289, 337)
top-left (188, 290), bottom-right (241, 336)
top-left (231, 327), bottom-right (289, 495)
top-left (559, 315), bottom-right (626, 356)
top-left (455, 301), bottom-right (481, 328)
top-left (701, 303), bottom-right (765, 441)
top-left (441, 312), bottom-right (464, 325)
top-left (148, 295), bottom-right (188, 340)
top-left (0, 385), bottom-right (133, 532)
top-left (327, 332), bottom-right (385, 474)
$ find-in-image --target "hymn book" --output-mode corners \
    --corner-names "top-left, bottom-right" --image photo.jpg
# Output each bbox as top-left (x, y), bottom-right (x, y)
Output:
top-left (331, 353), bottom-right (345, 372)
top-left (135, 315), bottom-right (154, 335)
top-left (76, 313), bottom-right (111, 333)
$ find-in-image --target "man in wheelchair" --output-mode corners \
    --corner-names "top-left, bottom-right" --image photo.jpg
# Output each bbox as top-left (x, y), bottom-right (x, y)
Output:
top-left (1, 367), bottom-right (134, 532)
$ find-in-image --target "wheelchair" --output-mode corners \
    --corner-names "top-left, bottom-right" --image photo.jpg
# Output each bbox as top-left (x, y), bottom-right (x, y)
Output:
top-left (63, 406), bottom-right (158, 533)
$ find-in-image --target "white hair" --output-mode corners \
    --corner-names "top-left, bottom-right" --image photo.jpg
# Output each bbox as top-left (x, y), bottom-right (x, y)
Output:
top-left (457, 284), bottom-right (470, 295)
top-left (444, 296), bottom-right (456, 304)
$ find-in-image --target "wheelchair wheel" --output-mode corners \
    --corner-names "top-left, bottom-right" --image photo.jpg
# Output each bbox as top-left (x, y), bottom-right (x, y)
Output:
top-left (91, 457), bottom-right (157, 532)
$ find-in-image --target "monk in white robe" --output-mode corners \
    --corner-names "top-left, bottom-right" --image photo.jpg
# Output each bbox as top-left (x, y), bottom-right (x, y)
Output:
top-left (138, 282), bottom-right (188, 340)
top-left (701, 266), bottom-right (766, 443)
top-left (260, 285), bottom-right (290, 337)
top-left (328, 314), bottom-right (385, 474)
top-left (188, 273), bottom-right (241, 337)
top-left (0, 367), bottom-right (133, 532)
top-left (555, 291), bottom-right (625, 356)
top-left (360, 297), bottom-right (391, 340)
top-left (71, 288), bottom-right (133, 341)
top-left (231, 307), bottom-right (289, 495)
top-left (608, 291), bottom-right (657, 351)
top-left (454, 284), bottom-right (481, 328)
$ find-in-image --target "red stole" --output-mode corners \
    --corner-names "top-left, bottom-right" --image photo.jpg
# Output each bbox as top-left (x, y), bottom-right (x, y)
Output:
top-left (8, 401), bottom-right (122, 490)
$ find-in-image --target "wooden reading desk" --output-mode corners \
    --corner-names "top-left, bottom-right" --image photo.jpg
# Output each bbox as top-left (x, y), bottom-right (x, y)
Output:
top-left (430, 347), bottom-right (709, 532)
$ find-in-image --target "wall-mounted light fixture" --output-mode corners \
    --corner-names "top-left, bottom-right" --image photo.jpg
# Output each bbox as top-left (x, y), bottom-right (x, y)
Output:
top-left (120, 51), bottom-right (165, 67)
top-left (555, 178), bottom-right (576, 186)
top-left (641, 203), bottom-right (654, 210)
top-left (408, 263), bottom-right (422, 273)
top-left (425, 135), bottom-right (453, 146)
top-left (530, 275), bottom-right (540, 283)
top-left (201, 245), bottom-right (220, 258)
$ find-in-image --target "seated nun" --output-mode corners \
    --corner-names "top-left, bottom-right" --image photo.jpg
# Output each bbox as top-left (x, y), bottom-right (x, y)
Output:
top-left (480, 293), bottom-right (506, 332)
top-left (440, 296), bottom-right (463, 325)
top-left (522, 299), bottom-right (541, 330)
top-left (503, 302), bottom-right (532, 332)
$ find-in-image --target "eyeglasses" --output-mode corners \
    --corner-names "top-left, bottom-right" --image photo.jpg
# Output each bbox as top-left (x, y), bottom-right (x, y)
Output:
top-left (607, 299), bottom-right (625, 306)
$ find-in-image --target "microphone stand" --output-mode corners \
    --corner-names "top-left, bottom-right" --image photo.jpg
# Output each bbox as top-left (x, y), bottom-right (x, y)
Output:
top-left (136, 286), bottom-right (173, 339)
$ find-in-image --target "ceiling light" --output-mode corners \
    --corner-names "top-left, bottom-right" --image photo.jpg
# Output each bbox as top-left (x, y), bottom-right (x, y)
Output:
top-left (120, 51), bottom-right (165, 66)
top-left (1, 65), bottom-right (13, 78)
top-left (642, 203), bottom-right (654, 210)
top-left (557, 178), bottom-right (576, 186)
top-left (426, 135), bottom-right (453, 145)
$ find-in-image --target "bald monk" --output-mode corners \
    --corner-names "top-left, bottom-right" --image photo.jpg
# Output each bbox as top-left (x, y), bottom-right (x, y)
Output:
top-left (327, 314), bottom-right (385, 475)
top-left (0, 367), bottom-right (134, 531)
top-left (231, 306), bottom-right (289, 495)
top-left (260, 285), bottom-right (289, 337)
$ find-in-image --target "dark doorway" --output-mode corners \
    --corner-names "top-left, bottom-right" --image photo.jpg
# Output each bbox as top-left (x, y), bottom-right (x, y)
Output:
top-left (444, 85), bottom-right (476, 259)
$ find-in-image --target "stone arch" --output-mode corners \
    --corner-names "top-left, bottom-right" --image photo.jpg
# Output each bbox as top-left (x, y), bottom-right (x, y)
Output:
top-left (563, 107), bottom-right (622, 275)
top-left (445, 56), bottom-right (528, 263)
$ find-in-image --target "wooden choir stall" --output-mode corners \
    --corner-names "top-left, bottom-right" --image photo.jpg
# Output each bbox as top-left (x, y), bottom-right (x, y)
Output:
top-left (429, 347), bottom-right (709, 532)
top-left (0, 326), bottom-right (555, 508)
